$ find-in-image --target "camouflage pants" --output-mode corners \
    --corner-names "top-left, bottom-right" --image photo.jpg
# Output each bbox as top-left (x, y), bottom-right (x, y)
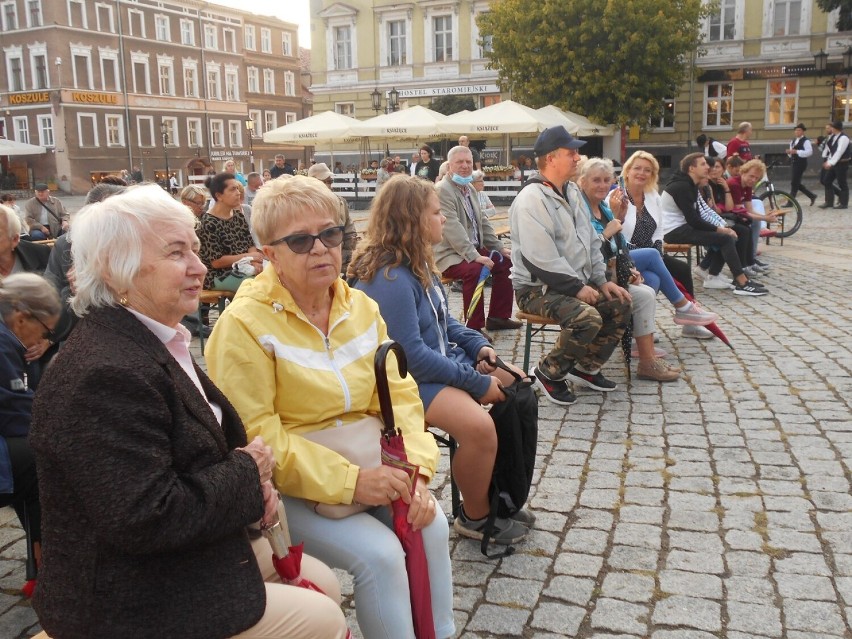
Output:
top-left (516, 286), bottom-right (631, 379)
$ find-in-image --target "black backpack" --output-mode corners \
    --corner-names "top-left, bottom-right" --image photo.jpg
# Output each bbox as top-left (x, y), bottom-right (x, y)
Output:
top-left (481, 360), bottom-right (539, 557)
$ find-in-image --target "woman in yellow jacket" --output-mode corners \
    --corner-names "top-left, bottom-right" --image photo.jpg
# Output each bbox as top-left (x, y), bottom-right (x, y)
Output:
top-left (205, 175), bottom-right (454, 639)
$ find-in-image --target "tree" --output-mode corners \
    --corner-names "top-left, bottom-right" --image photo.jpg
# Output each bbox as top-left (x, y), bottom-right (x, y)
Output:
top-left (817, 0), bottom-right (852, 31)
top-left (430, 95), bottom-right (476, 115)
top-left (477, 0), bottom-right (707, 127)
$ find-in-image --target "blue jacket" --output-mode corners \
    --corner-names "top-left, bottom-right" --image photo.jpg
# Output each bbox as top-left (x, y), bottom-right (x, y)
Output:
top-left (356, 264), bottom-right (491, 399)
top-left (0, 321), bottom-right (33, 492)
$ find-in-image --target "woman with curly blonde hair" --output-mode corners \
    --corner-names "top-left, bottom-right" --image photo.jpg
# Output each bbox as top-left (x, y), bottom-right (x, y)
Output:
top-left (350, 174), bottom-right (532, 546)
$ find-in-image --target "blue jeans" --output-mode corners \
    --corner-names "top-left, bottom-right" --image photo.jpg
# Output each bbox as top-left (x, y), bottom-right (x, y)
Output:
top-left (282, 495), bottom-right (455, 639)
top-left (629, 248), bottom-right (686, 305)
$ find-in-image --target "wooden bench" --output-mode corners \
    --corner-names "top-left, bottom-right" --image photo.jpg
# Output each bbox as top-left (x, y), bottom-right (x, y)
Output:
top-left (663, 242), bottom-right (696, 269)
top-left (516, 311), bottom-right (562, 372)
top-left (196, 290), bottom-right (235, 349)
top-left (493, 224), bottom-right (510, 239)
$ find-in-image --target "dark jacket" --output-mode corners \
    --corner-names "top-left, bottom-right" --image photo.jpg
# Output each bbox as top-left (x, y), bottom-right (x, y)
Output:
top-left (16, 239), bottom-right (52, 275)
top-left (30, 306), bottom-right (266, 639)
top-left (662, 171), bottom-right (717, 233)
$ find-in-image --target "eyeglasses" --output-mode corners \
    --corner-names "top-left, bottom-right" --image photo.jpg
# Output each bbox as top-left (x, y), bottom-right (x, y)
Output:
top-left (31, 314), bottom-right (55, 341)
top-left (270, 225), bottom-right (345, 254)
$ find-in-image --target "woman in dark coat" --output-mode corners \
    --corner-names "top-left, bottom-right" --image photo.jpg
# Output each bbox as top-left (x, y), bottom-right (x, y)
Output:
top-left (29, 184), bottom-right (347, 639)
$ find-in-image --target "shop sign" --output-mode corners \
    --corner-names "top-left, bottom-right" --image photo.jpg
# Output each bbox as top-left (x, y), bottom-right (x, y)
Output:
top-left (72, 91), bottom-right (119, 105)
top-left (9, 92), bottom-right (50, 105)
top-left (396, 84), bottom-right (500, 98)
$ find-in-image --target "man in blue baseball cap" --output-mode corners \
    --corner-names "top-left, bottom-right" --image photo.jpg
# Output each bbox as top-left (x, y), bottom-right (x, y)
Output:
top-left (509, 126), bottom-right (631, 406)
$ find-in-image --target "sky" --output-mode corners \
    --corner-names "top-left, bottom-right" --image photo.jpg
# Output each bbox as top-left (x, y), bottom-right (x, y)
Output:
top-left (210, 0), bottom-right (312, 48)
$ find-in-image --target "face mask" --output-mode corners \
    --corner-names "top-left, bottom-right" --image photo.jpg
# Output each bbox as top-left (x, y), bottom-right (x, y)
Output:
top-left (451, 173), bottom-right (474, 186)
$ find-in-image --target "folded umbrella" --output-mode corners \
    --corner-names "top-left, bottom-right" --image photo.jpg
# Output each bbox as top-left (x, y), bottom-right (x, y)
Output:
top-left (465, 250), bottom-right (504, 322)
top-left (262, 500), bottom-right (324, 592)
top-left (375, 341), bottom-right (436, 639)
top-left (674, 279), bottom-right (733, 349)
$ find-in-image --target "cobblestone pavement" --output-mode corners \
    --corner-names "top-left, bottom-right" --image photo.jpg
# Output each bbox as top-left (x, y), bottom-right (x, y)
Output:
top-left (2, 200), bottom-right (851, 638)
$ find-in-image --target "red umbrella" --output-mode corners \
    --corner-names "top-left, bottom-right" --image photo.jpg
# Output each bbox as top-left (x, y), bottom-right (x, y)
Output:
top-left (375, 341), bottom-right (436, 639)
top-left (674, 279), bottom-right (733, 349)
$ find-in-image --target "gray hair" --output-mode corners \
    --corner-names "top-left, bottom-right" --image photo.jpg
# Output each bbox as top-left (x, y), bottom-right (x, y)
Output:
top-left (446, 145), bottom-right (472, 163)
top-left (0, 273), bottom-right (61, 322)
top-left (737, 122), bottom-right (752, 133)
top-left (578, 157), bottom-right (615, 182)
top-left (471, 170), bottom-right (485, 182)
top-left (85, 182), bottom-right (127, 204)
top-left (70, 184), bottom-right (196, 315)
top-left (0, 205), bottom-right (21, 238)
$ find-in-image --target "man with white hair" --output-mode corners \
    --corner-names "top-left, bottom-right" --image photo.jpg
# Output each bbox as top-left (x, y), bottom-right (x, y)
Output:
top-left (458, 135), bottom-right (481, 170)
top-left (434, 145), bottom-right (518, 341)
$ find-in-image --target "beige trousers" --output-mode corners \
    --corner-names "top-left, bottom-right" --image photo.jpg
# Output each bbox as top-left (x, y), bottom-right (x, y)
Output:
top-left (230, 536), bottom-right (349, 639)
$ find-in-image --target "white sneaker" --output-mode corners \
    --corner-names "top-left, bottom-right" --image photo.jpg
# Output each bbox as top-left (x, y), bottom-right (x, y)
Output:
top-left (682, 324), bottom-right (714, 339)
top-left (693, 266), bottom-right (710, 281)
top-left (673, 304), bottom-right (719, 326)
top-left (703, 274), bottom-right (735, 290)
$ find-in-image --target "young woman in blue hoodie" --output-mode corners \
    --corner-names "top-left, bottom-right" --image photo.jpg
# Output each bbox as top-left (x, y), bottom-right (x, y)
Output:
top-left (350, 174), bottom-right (532, 546)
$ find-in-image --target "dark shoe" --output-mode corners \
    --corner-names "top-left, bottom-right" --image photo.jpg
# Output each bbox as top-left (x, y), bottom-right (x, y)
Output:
top-left (453, 506), bottom-right (529, 545)
top-left (477, 328), bottom-right (494, 343)
top-left (564, 367), bottom-right (617, 392)
top-left (835, 204), bottom-right (849, 209)
top-left (450, 280), bottom-right (464, 293)
top-left (818, 203), bottom-right (833, 209)
top-left (809, 195), bottom-right (817, 206)
top-left (529, 366), bottom-right (577, 405)
top-left (511, 508), bottom-right (536, 527)
top-left (486, 317), bottom-right (523, 331)
top-left (733, 280), bottom-right (768, 296)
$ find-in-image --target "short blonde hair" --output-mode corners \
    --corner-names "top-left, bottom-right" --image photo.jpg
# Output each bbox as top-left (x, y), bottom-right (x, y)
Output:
top-left (740, 159), bottom-right (766, 178)
top-left (70, 184), bottom-right (196, 315)
top-left (623, 151), bottom-right (660, 192)
top-left (251, 174), bottom-right (339, 246)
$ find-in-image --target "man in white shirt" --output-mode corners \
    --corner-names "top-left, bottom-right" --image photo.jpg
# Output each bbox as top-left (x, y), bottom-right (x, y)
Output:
top-left (786, 123), bottom-right (816, 206)
top-left (696, 134), bottom-right (727, 160)
top-left (820, 120), bottom-right (850, 209)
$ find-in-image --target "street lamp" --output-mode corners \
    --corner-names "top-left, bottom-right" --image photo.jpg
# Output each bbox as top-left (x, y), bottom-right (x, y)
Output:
top-left (160, 122), bottom-right (170, 192)
top-left (371, 87), bottom-right (382, 114)
top-left (245, 118), bottom-right (255, 172)
top-left (388, 87), bottom-right (399, 113)
top-left (814, 48), bottom-right (852, 120)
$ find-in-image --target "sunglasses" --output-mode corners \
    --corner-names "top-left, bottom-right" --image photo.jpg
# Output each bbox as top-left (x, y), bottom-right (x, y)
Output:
top-left (32, 314), bottom-right (55, 341)
top-left (270, 225), bottom-right (345, 254)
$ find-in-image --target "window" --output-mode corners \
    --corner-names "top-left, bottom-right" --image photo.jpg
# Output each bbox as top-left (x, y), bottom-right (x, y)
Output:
top-left (833, 77), bottom-right (852, 124)
top-left (106, 114), bottom-right (124, 146)
top-left (37, 114), bottom-right (54, 147)
top-left (155, 15), bottom-right (170, 41)
top-left (333, 26), bottom-right (352, 69)
top-left (187, 118), bottom-right (203, 148)
top-left (773, 0), bottom-right (802, 36)
top-left (128, 8), bottom-right (145, 37)
top-left (100, 48), bottom-right (120, 91)
top-left (5, 49), bottom-right (25, 91)
top-left (131, 53), bottom-right (150, 94)
top-left (247, 67), bottom-right (259, 93)
top-left (2, 1), bottom-right (17, 30)
top-left (263, 68), bottom-right (274, 94)
top-left (708, 0), bottom-right (736, 41)
top-left (137, 116), bottom-right (155, 147)
top-left (767, 79), bottom-right (797, 126)
top-left (71, 46), bottom-right (94, 90)
top-left (225, 66), bottom-right (239, 101)
top-left (654, 98), bottom-right (676, 130)
top-left (284, 71), bottom-right (295, 96)
top-left (183, 61), bottom-right (198, 97)
top-left (162, 117), bottom-right (177, 146)
top-left (282, 32), bottom-right (292, 56)
top-left (285, 112), bottom-right (297, 125)
top-left (13, 116), bottom-right (29, 144)
top-left (388, 20), bottom-right (406, 66)
top-left (260, 28), bottom-right (272, 53)
top-left (68, 0), bottom-right (87, 29)
top-left (228, 120), bottom-right (242, 147)
top-left (335, 102), bottom-right (355, 117)
top-left (245, 25), bottom-right (256, 50)
top-left (180, 19), bottom-right (194, 45)
top-left (26, 0), bottom-right (41, 27)
top-left (264, 111), bottom-right (277, 133)
top-left (223, 28), bottom-right (236, 53)
top-left (77, 113), bottom-right (98, 147)
top-left (204, 24), bottom-right (217, 49)
top-left (210, 119), bottom-right (224, 147)
top-left (704, 83), bottom-right (733, 128)
top-left (158, 57), bottom-right (175, 96)
top-left (95, 2), bottom-right (114, 33)
top-left (31, 52), bottom-right (48, 89)
top-left (433, 16), bottom-right (453, 62)
top-left (207, 65), bottom-right (221, 100)
top-left (248, 109), bottom-right (262, 133)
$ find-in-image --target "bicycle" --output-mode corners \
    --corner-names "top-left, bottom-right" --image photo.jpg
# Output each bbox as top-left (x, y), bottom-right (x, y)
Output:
top-left (754, 161), bottom-right (803, 240)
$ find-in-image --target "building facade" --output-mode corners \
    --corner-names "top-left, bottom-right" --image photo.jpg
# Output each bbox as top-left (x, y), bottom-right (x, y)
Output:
top-left (630, 1), bottom-right (852, 171)
top-left (0, 0), bottom-right (304, 194)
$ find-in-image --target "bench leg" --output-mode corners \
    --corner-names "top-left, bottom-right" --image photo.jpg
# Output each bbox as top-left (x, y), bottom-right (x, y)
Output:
top-left (522, 321), bottom-right (533, 372)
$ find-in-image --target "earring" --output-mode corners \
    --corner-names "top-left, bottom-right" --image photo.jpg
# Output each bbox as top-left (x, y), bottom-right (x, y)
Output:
top-left (119, 294), bottom-right (128, 306)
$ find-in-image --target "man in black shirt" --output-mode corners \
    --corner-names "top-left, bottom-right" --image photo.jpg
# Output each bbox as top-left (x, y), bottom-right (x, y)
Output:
top-left (268, 154), bottom-right (296, 178)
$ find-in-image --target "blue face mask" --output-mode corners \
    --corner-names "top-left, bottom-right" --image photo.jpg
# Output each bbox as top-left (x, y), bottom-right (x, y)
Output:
top-left (451, 173), bottom-right (474, 186)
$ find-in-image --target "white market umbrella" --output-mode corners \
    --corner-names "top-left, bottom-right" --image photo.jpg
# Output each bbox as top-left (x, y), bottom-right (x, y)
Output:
top-left (438, 100), bottom-right (563, 137)
top-left (0, 138), bottom-right (46, 156)
top-left (536, 105), bottom-right (615, 137)
top-left (352, 105), bottom-right (447, 141)
top-left (262, 111), bottom-right (362, 145)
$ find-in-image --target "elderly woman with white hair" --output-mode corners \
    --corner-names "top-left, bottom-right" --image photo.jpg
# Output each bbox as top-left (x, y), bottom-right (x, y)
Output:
top-left (471, 170), bottom-right (496, 216)
top-left (28, 184), bottom-right (347, 639)
top-left (205, 175), bottom-right (455, 639)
